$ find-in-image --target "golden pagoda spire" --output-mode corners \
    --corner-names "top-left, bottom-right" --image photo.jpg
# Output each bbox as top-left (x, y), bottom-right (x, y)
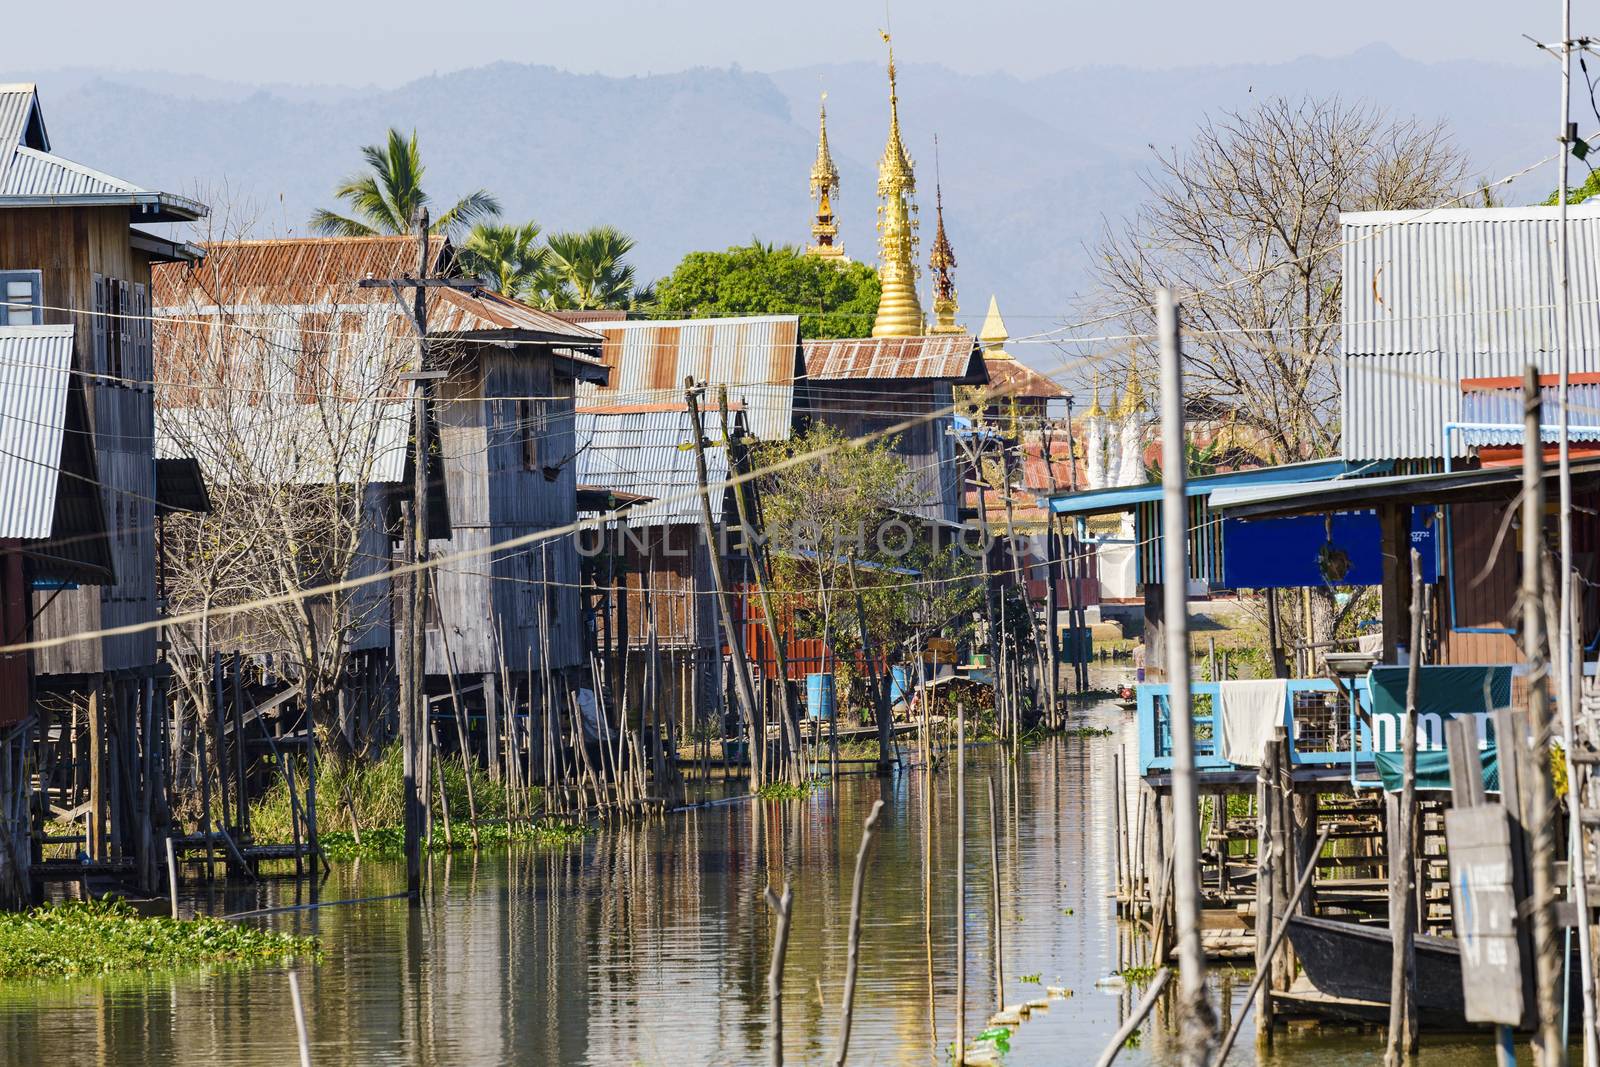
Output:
top-left (1118, 362), bottom-right (1147, 416)
top-left (871, 32), bottom-right (923, 338)
top-left (977, 295), bottom-right (1011, 357)
top-left (1086, 372), bottom-right (1105, 418)
top-left (927, 138), bottom-right (960, 334)
top-left (807, 93), bottom-right (845, 260)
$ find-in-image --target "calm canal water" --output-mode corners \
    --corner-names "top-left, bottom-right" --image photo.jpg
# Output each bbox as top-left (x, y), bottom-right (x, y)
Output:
top-left (0, 700), bottom-right (1530, 1065)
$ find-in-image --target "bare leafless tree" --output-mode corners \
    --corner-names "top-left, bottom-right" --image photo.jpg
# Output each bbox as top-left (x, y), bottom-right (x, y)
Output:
top-left (1091, 96), bottom-right (1470, 462)
top-left (156, 212), bottom-right (416, 750)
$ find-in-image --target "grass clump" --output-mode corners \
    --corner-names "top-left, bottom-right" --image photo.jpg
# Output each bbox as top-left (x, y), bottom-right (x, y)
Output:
top-left (0, 899), bottom-right (316, 981)
top-left (1117, 963), bottom-right (1160, 986)
top-left (315, 821), bottom-right (587, 861)
top-left (756, 779), bottom-right (820, 801)
top-left (251, 744), bottom-right (586, 860)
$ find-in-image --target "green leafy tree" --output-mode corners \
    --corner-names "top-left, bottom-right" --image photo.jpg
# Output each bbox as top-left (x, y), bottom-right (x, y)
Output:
top-left (652, 241), bottom-right (882, 338)
top-left (309, 128), bottom-right (500, 237)
top-left (754, 424), bottom-right (981, 712)
top-left (1544, 167), bottom-right (1600, 206)
top-left (457, 221), bottom-right (550, 299)
top-left (539, 225), bottom-right (641, 310)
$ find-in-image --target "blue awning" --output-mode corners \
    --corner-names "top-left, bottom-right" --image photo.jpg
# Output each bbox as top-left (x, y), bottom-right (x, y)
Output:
top-left (1044, 459), bottom-right (1386, 516)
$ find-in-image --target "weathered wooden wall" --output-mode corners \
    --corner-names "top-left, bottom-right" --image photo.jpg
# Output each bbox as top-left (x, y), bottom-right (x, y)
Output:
top-left (804, 379), bottom-right (959, 523)
top-left (0, 207), bottom-right (157, 675)
top-left (427, 347), bottom-right (583, 677)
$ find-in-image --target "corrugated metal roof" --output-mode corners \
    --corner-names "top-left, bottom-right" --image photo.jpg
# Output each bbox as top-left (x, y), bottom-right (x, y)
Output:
top-left (0, 325), bottom-right (73, 539)
top-left (0, 83), bottom-right (201, 220)
top-left (0, 84), bottom-right (47, 192)
top-left (1341, 204), bottom-right (1600, 461)
top-left (1, 145), bottom-right (146, 197)
top-left (580, 316), bottom-right (801, 441)
top-left (983, 355), bottom-right (1063, 399)
top-left (158, 393), bottom-right (412, 485)
top-left (155, 237), bottom-right (603, 350)
top-left (1047, 458), bottom-right (1367, 516)
top-left (1456, 378), bottom-right (1600, 447)
top-left (575, 406), bottom-right (729, 526)
top-left (801, 333), bottom-right (986, 382)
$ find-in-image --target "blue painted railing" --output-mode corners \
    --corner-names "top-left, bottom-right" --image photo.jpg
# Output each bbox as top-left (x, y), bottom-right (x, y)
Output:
top-left (1136, 678), bottom-right (1378, 779)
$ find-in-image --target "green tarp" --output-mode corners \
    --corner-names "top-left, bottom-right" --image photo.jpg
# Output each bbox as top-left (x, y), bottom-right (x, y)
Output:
top-left (1374, 745), bottom-right (1501, 794)
top-left (1367, 664), bottom-right (1511, 719)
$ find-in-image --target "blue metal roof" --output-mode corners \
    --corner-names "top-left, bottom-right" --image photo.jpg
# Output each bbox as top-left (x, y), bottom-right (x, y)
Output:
top-left (1045, 459), bottom-right (1381, 516)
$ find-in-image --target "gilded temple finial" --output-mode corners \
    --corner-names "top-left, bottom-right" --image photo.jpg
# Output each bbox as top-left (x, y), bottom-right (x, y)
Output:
top-left (928, 138), bottom-right (961, 334)
top-left (807, 93), bottom-right (845, 260)
top-left (871, 32), bottom-right (924, 338)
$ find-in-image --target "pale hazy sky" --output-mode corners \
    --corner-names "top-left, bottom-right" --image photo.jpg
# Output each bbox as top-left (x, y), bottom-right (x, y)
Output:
top-left (7, 0), bottom-right (1551, 85)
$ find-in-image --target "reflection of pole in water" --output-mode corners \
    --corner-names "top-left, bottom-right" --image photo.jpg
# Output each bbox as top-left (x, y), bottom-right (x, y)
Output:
top-left (955, 702), bottom-right (967, 1064)
top-left (923, 764), bottom-right (936, 1049)
top-left (988, 776), bottom-right (1005, 1013)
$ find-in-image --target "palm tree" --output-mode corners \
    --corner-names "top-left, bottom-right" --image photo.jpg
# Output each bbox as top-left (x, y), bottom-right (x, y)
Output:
top-left (309, 128), bottom-right (500, 237)
top-left (541, 225), bottom-right (639, 310)
top-left (457, 222), bottom-right (550, 299)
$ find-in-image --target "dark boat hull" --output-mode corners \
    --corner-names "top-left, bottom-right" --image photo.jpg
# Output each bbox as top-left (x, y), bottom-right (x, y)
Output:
top-left (1285, 915), bottom-right (1468, 1021)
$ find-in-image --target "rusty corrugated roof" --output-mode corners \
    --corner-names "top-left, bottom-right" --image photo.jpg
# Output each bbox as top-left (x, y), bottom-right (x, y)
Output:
top-left (800, 333), bottom-right (986, 382)
top-left (155, 236), bottom-right (603, 348)
top-left (983, 356), bottom-right (1064, 400)
top-left (579, 316), bottom-right (802, 441)
top-left (551, 309), bottom-right (629, 324)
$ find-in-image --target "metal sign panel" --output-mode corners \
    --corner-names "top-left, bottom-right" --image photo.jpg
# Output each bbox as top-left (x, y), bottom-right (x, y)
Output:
top-left (1444, 804), bottom-right (1524, 1025)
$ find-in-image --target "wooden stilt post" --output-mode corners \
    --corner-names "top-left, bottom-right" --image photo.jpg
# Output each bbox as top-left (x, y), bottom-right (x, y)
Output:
top-left (1384, 552), bottom-right (1424, 1065)
top-left (1155, 288), bottom-right (1217, 1061)
top-left (955, 701), bottom-right (967, 1065)
top-left (1254, 731), bottom-right (1280, 1045)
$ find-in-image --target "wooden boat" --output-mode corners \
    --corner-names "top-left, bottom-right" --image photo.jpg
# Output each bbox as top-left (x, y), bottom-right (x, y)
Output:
top-left (1284, 914), bottom-right (1469, 1023)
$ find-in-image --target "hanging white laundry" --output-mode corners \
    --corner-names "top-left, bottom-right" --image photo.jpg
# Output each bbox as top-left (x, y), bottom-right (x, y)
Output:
top-left (1219, 679), bottom-right (1288, 766)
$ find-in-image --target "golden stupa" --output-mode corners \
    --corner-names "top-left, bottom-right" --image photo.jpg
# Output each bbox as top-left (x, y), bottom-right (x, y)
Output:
top-left (871, 35), bottom-right (924, 338)
top-left (927, 167), bottom-right (961, 334)
top-left (806, 94), bottom-right (846, 260)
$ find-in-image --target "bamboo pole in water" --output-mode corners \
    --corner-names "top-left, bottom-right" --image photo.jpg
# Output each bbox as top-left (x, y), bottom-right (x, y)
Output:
top-left (1215, 827), bottom-right (1333, 1065)
top-left (430, 570), bottom-right (479, 846)
top-left (1094, 968), bottom-right (1171, 1067)
top-left (165, 837), bottom-right (178, 919)
top-left (764, 881), bottom-right (794, 1067)
top-left (834, 799), bottom-right (886, 1066)
top-left (287, 970), bottom-right (312, 1067)
top-left (955, 702), bottom-right (967, 1065)
top-left (988, 777), bottom-right (1005, 1013)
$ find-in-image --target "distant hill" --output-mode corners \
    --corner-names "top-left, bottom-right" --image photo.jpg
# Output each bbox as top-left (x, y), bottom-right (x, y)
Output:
top-left (22, 46), bottom-right (1551, 385)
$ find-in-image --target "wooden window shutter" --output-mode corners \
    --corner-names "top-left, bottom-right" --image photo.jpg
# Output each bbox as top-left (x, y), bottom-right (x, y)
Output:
top-left (91, 274), bottom-right (106, 374)
top-left (133, 282), bottom-right (149, 382)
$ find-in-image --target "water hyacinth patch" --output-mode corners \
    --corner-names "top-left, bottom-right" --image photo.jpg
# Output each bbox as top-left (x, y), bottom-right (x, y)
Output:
top-left (0, 899), bottom-right (318, 981)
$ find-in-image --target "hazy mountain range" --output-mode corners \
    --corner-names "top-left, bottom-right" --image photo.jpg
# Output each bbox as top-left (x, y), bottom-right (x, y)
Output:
top-left (20, 45), bottom-right (1556, 376)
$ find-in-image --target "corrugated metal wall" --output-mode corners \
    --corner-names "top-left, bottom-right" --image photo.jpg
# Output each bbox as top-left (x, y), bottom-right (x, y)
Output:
top-left (1341, 205), bottom-right (1600, 461)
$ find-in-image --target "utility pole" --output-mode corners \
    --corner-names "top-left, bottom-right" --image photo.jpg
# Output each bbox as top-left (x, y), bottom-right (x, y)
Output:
top-left (1522, 366), bottom-right (1565, 1067)
top-left (719, 386), bottom-right (802, 783)
top-left (358, 209), bottom-right (478, 901)
top-left (684, 379), bottom-right (764, 791)
top-left (1553, 6), bottom-right (1599, 1060)
top-left (1156, 288), bottom-right (1216, 1064)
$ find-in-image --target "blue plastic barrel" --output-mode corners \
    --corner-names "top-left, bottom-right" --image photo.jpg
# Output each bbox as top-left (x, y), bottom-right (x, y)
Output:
top-left (806, 673), bottom-right (836, 720)
top-left (890, 666), bottom-right (913, 707)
